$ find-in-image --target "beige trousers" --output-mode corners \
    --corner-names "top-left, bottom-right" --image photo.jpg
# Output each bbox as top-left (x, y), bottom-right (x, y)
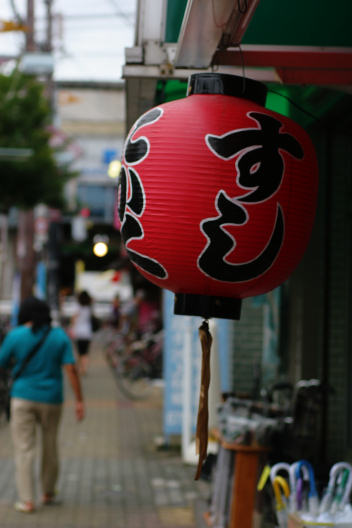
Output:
top-left (10, 398), bottom-right (62, 503)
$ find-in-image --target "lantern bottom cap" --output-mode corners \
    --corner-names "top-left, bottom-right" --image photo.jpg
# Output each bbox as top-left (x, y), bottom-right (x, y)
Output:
top-left (174, 293), bottom-right (242, 320)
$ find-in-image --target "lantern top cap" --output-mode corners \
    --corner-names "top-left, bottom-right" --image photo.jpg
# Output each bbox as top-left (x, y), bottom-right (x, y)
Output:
top-left (188, 73), bottom-right (267, 106)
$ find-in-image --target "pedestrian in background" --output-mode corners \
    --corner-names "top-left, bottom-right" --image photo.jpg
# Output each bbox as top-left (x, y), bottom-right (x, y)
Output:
top-left (109, 294), bottom-right (121, 329)
top-left (0, 296), bottom-right (84, 513)
top-left (70, 290), bottom-right (94, 375)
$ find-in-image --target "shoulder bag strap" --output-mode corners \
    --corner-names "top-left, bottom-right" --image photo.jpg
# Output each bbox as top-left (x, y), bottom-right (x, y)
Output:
top-left (13, 327), bottom-right (51, 381)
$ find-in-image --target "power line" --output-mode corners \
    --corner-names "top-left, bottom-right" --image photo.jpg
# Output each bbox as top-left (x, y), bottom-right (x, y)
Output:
top-left (7, 0), bottom-right (24, 25)
top-left (108, 0), bottom-right (135, 22)
top-left (3, 6), bottom-right (135, 24)
top-left (58, 50), bottom-right (124, 57)
top-left (38, 12), bottom-right (135, 23)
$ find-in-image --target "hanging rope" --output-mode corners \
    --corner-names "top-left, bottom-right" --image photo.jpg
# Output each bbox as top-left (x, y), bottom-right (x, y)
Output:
top-left (194, 320), bottom-right (213, 480)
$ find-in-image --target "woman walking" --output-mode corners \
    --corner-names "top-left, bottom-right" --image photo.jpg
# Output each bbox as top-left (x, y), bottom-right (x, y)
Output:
top-left (70, 290), bottom-right (94, 375)
top-left (0, 296), bottom-right (84, 513)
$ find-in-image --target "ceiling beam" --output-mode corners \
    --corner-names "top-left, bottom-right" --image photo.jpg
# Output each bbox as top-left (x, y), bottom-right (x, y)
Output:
top-left (276, 69), bottom-right (352, 85)
top-left (213, 46), bottom-right (352, 69)
top-left (213, 45), bottom-right (352, 85)
top-left (123, 64), bottom-right (278, 82)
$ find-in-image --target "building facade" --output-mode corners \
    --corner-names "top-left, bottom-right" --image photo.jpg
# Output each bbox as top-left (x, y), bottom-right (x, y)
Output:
top-left (121, 0), bottom-right (352, 467)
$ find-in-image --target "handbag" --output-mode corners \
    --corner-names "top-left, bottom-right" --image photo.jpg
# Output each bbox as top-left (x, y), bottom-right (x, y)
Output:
top-left (0, 367), bottom-right (11, 421)
top-left (90, 313), bottom-right (101, 333)
top-left (4, 327), bottom-right (51, 419)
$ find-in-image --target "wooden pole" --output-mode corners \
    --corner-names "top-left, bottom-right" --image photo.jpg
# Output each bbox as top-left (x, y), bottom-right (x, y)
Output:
top-left (228, 445), bottom-right (267, 528)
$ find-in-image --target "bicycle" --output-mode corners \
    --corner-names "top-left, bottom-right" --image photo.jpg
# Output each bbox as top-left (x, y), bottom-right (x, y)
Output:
top-left (104, 328), bottom-right (163, 400)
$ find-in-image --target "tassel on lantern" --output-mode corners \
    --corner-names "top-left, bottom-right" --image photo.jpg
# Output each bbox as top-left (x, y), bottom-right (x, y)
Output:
top-left (194, 320), bottom-right (213, 480)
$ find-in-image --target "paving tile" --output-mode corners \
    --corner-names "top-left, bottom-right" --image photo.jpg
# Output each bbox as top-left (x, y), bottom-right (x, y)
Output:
top-left (0, 342), bottom-right (210, 527)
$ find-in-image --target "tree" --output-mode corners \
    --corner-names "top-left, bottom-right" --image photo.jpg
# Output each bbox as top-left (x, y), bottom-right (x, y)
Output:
top-left (0, 69), bottom-right (76, 301)
top-left (0, 70), bottom-right (74, 212)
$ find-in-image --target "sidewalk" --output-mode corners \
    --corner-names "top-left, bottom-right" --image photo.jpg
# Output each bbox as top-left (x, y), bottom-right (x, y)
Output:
top-left (0, 342), bottom-right (210, 528)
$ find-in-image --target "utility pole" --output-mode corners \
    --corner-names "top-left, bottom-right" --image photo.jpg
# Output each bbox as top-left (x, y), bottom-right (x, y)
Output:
top-left (43, 0), bottom-right (62, 318)
top-left (25, 0), bottom-right (35, 51)
top-left (43, 0), bottom-right (55, 111)
top-left (17, 0), bottom-right (36, 301)
top-left (14, 0), bottom-right (60, 313)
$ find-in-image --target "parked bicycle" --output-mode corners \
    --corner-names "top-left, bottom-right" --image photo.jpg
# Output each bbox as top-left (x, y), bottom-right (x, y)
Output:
top-left (104, 328), bottom-right (163, 400)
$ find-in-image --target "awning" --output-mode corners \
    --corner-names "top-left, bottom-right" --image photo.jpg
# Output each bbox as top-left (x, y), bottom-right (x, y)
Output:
top-left (123, 0), bottom-right (352, 132)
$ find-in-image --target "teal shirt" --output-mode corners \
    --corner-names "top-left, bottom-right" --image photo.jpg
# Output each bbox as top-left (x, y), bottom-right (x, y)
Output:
top-left (0, 325), bottom-right (75, 404)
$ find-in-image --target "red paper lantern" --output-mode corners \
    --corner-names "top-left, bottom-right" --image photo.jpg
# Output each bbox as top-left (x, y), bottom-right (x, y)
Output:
top-left (118, 74), bottom-right (318, 319)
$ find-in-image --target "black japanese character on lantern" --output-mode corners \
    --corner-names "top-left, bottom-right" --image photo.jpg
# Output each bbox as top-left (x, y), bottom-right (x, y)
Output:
top-left (125, 108), bottom-right (164, 165)
top-left (199, 112), bottom-right (304, 282)
top-left (118, 108), bottom-right (167, 280)
top-left (206, 112), bottom-right (304, 203)
top-left (198, 193), bottom-right (284, 282)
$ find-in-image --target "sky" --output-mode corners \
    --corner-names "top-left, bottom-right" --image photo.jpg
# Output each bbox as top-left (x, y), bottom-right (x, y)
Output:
top-left (0, 0), bottom-right (137, 82)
